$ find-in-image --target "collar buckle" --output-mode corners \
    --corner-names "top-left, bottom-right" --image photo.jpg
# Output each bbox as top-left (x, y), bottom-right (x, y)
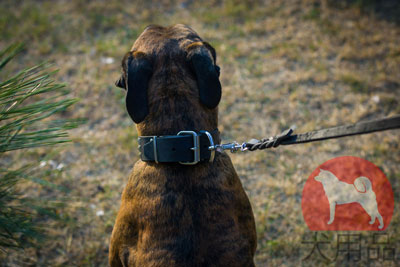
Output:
top-left (177, 131), bottom-right (200, 165)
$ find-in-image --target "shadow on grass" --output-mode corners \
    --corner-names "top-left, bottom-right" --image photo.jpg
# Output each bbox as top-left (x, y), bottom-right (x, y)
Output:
top-left (330, 0), bottom-right (400, 25)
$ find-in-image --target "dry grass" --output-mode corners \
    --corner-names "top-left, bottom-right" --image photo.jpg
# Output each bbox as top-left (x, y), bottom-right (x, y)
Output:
top-left (0, 0), bottom-right (399, 266)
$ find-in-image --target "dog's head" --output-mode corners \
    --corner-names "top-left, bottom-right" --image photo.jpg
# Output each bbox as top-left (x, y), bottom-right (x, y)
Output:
top-left (314, 169), bottom-right (338, 185)
top-left (116, 24), bottom-right (221, 135)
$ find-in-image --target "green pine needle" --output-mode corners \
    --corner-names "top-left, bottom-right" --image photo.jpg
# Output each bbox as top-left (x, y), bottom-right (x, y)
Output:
top-left (0, 43), bottom-right (83, 250)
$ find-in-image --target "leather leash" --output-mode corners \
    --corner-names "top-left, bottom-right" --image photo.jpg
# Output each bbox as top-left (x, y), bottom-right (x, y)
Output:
top-left (138, 115), bottom-right (400, 164)
top-left (241, 115), bottom-right (400, 152)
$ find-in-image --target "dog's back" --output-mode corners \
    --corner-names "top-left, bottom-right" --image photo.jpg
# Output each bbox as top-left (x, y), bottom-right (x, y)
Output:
top-left (110, 154), bottom-right (256, 266)
top-left (109, 25), bottom-right (256, 267)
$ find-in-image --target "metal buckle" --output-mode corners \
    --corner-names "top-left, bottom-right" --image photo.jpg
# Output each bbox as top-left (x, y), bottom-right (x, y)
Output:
top-left (152, 136), bottom-right (158, 163)
top-left (200, 130), bottom-right (215, 162)
top-left (177, 131), bottom-right (200, 165)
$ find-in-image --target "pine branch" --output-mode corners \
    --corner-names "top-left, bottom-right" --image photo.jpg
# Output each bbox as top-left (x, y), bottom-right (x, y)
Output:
top-left (0, 43), bottom-right (83, 250)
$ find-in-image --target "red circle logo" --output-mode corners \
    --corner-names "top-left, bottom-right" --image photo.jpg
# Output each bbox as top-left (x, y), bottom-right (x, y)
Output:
top-left (302, 156), bottom-right (394, 231)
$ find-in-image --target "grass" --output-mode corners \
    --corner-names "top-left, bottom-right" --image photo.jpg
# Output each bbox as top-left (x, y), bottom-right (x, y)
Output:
top-left (340, 73), bottom-right (368, 93)
top-left (0, 0), bottom-right (400, 266)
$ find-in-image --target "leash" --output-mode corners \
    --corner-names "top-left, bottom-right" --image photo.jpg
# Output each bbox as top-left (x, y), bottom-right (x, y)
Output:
top-left (138, 115), bottom-right (400, 164)
top-left (216, 115), bottom-right (400, 153)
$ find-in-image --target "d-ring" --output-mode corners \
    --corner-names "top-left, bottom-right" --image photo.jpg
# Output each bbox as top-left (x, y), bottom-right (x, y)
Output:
top-left (200, 130), bottom-right (215, 163)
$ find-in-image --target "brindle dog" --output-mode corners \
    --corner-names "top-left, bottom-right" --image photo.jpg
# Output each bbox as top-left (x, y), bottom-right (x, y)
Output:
top-left (109, 24), bottom-right (256, 267)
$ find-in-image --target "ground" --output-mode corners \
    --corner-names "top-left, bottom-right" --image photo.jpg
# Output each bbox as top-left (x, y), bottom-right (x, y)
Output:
top-left (0, 0), bottom-right (399, 266)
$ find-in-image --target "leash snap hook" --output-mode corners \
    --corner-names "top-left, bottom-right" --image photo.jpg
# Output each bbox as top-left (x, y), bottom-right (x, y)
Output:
top-left (211, 141), bottom-right (248, 153)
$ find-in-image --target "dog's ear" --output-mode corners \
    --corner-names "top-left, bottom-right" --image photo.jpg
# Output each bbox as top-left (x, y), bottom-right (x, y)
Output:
top-left (122, 51), bottom-right (153, 123)
top-left (115, 75), bottom-right (126, 89)
top-left (187, 43), bottom-right (221, 109)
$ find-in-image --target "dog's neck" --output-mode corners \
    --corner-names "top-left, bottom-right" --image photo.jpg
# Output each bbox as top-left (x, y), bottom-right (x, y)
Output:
top-left (135, 101), bottom-right (219, 139)
top-left (136, 108), bottom-right (219, 138)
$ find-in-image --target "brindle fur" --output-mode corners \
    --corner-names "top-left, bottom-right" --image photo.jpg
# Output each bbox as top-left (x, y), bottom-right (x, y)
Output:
top-left (109, 24), bottom-right (257, 267)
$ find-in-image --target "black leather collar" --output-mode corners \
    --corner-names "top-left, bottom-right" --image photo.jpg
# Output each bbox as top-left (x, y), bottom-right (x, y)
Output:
top-left (138, 129), bottom-right (220, 165)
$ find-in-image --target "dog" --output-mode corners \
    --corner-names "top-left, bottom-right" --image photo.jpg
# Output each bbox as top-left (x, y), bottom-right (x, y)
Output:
top-left (109, 24), bottom-right (257, 267)
top-left (314, 169), bottom-right (383, 229)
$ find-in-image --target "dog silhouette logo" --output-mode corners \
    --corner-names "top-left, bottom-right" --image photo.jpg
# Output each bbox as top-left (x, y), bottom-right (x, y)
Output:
top-left (302, 156), bottom-right (394, 231)
top-left (315, 169), bottom-right (384, 229)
